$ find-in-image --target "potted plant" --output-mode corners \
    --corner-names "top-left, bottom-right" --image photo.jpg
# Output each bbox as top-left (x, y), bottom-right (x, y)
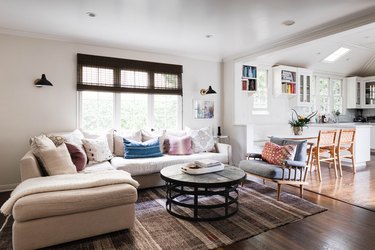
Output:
top-left (289, 109), bottom-right (317, 135)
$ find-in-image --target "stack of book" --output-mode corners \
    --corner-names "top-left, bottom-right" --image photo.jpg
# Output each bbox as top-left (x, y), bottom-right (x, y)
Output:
top-left (181, 159), bottom-right (224, 175)
top-left (195, 159), bottom-right (222, 168)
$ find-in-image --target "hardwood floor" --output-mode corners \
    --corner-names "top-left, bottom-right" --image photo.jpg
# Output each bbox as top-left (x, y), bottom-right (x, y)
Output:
top-left (0, 161), bottom-right (374, 250)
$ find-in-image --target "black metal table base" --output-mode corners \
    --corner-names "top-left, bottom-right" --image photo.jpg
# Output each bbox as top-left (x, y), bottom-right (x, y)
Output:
top-left (165, 182), bottom-right (240, 221)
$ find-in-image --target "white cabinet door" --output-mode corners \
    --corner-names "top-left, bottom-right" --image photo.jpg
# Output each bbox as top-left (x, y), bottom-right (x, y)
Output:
top-left (371, 126), bottom-right (375, 149)
top-left (346, 77), bottom-right (362, 108)
top-left (297, 69), bottom-right (313, 106)
top-left (363, 78), bottom-right (375, 108)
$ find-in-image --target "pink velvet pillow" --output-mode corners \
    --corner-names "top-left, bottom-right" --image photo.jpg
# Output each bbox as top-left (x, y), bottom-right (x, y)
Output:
top-left (65, 142), bottom-right (87, 171)
top-left (261, 142), bottom-right (297, 165)
top-left (168, 135), bottom-right (193, 155)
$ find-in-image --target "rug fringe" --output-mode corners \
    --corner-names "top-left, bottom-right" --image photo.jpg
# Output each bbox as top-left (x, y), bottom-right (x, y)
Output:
top-left (0, 215), bottom-right (11, 233)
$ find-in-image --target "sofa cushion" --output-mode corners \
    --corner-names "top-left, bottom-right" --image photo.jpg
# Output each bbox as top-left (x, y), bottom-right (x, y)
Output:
top-left (82, 137), bottom-right (113, 163)
top-left (168, 135), bottom-right (193, 155)
top-left (38, 144), bottom-right (77, 176)
top-left (114, 130), bottom-right (142, 157)
top-left (111, 152), bottom-right (228, 176)
top-left (124, 138), bottom-right (163, 159)
top-left (239, 160), bottom-right (302, 180)
top-left (13, 184), bottom-right (137, 222)
top-left (80, 161), bottom-right (115, 173)
top-left (186, 127), bottom-right (215, 153)
top-left (30, 134), bottom-right (56, 158)
top-left (141, 129), bottom-right (166, 153)
top-left (65, 142), bottom-right (87, 171)
top-left (270, 137), bottom-right (307, 162)
top-left (261, 142), bottom-right (296, 165)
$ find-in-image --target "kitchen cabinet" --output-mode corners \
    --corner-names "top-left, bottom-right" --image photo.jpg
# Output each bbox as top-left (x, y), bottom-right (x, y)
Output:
top-left (363, 78), bottom-right (375, 108)
top-left (370, 125), bottom-right (375, 149)
top-left (296, 68), bottom-right (313, 106)
top-left (346, 77), bottom-right (362, 109)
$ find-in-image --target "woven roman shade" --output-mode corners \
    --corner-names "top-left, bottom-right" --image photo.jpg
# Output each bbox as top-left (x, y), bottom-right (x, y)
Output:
top-left (77, 54), bottom-right (183, 95)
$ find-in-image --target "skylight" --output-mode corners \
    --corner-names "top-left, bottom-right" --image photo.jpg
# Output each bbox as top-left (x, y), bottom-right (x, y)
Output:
top-left (323, 47), bottom-right (350, 63)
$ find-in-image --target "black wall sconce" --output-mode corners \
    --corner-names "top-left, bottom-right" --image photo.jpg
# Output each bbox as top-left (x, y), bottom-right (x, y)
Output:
top-left (34, 74), bottom-right (53, 87)
top-left (200, 85), bottom-right (216, 95)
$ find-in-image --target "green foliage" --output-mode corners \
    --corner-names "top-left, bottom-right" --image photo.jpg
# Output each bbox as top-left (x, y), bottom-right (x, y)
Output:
top-left (289, 109), bottom-right (317, 128)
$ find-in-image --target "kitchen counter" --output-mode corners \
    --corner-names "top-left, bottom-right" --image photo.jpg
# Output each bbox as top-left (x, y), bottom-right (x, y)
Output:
top-left (305, 124), bottom-right (370, 168)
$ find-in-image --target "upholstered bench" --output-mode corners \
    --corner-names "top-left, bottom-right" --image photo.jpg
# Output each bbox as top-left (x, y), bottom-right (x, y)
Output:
top-left (239, 137), bottom-right (309, 200)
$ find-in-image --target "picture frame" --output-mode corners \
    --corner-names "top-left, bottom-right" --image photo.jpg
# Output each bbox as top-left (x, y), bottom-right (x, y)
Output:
top-left (193, 100), bottom-right (214, 119)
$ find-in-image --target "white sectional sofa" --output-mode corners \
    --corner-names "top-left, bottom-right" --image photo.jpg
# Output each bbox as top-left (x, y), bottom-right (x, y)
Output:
top-left (20, 128), bottom-right (232, 188)
top-left (11, 128), bottom-right (231, 249)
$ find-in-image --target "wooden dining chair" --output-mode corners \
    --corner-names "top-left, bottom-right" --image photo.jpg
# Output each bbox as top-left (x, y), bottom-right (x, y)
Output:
top-left (312, 129), bottom-right (338, 182)
top-left (336, 128), bottom-right (356, 176)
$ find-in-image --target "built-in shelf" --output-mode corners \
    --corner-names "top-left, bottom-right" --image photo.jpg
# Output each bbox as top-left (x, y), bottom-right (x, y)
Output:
top-left (241, 65), bottom-right (257, 92)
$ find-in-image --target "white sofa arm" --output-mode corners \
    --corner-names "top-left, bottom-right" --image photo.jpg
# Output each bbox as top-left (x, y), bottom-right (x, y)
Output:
top-left (20, 151), bottom-right (43, 181)
top-left (215, 143), bottom-right (232, 165)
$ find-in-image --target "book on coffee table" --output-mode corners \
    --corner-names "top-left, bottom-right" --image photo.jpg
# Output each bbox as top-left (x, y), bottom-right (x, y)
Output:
top-left (181, 161), bottom-right (224, 175)
top-left (194, 159), bottom-right (221, 168)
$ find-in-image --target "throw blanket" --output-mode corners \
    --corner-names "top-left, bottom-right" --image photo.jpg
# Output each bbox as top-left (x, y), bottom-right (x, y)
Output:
top-left (1, 170), bottom-right (139, 215)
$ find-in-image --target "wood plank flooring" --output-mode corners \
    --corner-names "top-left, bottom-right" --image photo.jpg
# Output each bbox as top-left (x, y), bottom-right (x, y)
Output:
top-left (1, 160), bottom-right (375, 249)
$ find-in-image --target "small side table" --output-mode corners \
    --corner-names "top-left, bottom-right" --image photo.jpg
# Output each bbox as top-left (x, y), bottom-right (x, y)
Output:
top-left (213, 135), bottom-right (230, 144)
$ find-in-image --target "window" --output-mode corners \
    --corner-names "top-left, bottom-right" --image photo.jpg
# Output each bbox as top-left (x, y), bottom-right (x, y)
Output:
top-left (315, 76), bottom-right (344, 115)
top-left (252, 69), bottom-right (269, 114)
top-left (77, 54), bottom-right (183, 132)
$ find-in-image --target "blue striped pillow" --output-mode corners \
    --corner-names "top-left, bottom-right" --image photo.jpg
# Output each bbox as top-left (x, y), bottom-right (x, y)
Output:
top-left (123, 138), bottom-right (163, 159)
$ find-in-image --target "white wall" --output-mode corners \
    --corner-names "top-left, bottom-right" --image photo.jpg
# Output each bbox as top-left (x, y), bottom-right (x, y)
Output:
top-left (0, 34), bottom-right (222, 189)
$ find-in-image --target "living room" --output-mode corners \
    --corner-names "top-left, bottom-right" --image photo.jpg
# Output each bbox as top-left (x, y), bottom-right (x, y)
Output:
top-left (1, 1), bottom-right (375, 249)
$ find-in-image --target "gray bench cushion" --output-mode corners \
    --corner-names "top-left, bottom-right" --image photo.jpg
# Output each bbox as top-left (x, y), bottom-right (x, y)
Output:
top-left (239, 160), bottom-right (302, 180)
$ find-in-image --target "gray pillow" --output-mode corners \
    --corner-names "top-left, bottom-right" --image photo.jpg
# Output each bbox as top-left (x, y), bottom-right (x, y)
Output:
top-left (270, 137), bottom-right (307, 162)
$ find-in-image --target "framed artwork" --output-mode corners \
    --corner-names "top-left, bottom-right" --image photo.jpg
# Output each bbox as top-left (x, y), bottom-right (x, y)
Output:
top-left (193, 100), bottom-right (214, 119)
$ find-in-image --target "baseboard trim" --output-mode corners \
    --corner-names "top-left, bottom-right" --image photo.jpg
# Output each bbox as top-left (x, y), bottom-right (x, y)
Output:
top-left (0, 183), bottom-right (18, 192)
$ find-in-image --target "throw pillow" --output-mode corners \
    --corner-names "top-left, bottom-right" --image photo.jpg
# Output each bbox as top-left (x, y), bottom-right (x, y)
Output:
top-left (141, 129), bottom-right (166, 153)
top-left (114, 130), bottom-right (142, 156)
top-left (82, 137), bottom-right (113, 163)
top-left (65, 142), bottom-right (88, 171)
top-left (186, 127), bottom-right (215, 153)
top-left (47, 135), bottom-right (66, 146)
top-left (30, 134), bottom-right (56, 158)
top-left (168, 135), bottom-right (193, 155)
top-left (261, 142), bottom-right (297, 165)
top-left (123, 138), bottom-right (163, 159)
top-left (38, 143), bottom-right (77, 176)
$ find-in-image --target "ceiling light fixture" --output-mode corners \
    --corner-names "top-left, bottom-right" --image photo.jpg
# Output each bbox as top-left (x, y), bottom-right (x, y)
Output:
top-left (205, 34), bottom-right (213, 38)
top-left (86, 12), bottom-right (96, 17)
top-left (323, 47), bottom-right (350, 63)
top-left (282, 20), bottom-right (295, 26)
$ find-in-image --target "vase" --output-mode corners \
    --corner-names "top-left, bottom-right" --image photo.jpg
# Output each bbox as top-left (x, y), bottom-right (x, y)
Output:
top-left (293, 126), bottom-right (303, 135)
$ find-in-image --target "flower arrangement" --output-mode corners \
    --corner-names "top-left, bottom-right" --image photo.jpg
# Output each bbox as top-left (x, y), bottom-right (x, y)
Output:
top-left (289, 109), bottom-right (317, 128)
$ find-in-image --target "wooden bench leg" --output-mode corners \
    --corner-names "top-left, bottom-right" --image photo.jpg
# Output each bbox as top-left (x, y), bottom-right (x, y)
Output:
top-left (277, 183), bottom-right (281, 201)
top-left (300, 185), bottom-right (303, 198)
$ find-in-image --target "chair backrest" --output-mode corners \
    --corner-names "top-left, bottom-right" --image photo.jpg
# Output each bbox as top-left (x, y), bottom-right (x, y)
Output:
top-left (270, 137), bottom-right (307, 162)
top-left (337, 128), bottom-right (356, 148)
top-left (317, 129), bottom-right (337, 148)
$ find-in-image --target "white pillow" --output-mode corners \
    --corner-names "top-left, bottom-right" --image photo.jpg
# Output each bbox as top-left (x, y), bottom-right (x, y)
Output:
top-left (82, 137), bottom-right (113, 163)
top-left (186, 127), bottom-right (215, 153)
top-left (141, 129), bottom-right (166, 153)
top-left (113, 130), bottom-right (142, 157)
top-left (30, 134), bottom-right (56, 158)
top-left (38, 143), bottom-right (77, 176)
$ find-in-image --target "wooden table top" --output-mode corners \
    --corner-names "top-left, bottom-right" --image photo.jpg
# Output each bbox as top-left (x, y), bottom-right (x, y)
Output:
top-left (160, 165), bottom-right (246, 187)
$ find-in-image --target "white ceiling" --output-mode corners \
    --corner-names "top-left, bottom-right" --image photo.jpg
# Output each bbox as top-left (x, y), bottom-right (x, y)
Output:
top-left (255, 22), bottom-right (375, 76)
top-left (1, 0), bottom-right (375, 61)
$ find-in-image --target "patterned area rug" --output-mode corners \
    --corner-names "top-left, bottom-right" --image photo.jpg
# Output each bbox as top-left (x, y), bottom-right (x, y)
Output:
top-left (0, 181), bottom-right (326, 250)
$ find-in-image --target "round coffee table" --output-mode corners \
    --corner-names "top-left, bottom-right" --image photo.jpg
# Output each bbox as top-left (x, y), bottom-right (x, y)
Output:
top-left (160, 164), bottom-right (246, 221)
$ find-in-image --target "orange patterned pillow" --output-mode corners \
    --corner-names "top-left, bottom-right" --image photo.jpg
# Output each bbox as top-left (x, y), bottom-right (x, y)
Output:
top-left (261, 142), bottom-right (297, 165)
